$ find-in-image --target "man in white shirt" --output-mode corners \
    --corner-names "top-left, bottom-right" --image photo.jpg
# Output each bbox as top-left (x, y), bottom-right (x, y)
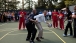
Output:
top-left (34, 10), bottom-right (50, 41)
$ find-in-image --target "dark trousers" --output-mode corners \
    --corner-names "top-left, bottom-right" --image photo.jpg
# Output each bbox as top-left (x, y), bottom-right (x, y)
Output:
top-left (4, 17), bottom-right (7, 22)
top-left (64, 21), bottom-right (73, 35)
top-left (7, 18), bottom-right (11, 21)
top-left (49, 15), bottom-right (51, 20)
top-left (3, 16), bottom-right (7, 22)
top-left (26, 23), bottom-right (37, 41)
top-left (74, 21), bottom-right (76, 37)
top-left (15, 16), bottom-right (18, 21)
top-left (0, 18), bottom-right (1, 22)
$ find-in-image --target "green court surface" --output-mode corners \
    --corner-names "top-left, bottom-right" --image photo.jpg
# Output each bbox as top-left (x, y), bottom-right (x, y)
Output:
top-left (0, 21), bottom-right (76, 43)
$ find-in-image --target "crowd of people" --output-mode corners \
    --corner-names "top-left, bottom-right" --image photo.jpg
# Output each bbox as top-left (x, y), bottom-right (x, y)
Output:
top-left (0, 11), bottom-right (19, 23)
top-left (0, 6), bottom-right (76, 43)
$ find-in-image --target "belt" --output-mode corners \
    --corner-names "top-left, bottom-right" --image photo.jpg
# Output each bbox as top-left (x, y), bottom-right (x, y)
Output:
top-left (68, 20), bottom-right (72, 21)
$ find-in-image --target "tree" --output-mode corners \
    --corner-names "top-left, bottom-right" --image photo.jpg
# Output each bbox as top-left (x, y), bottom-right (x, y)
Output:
top-left (64, 0), bottom-right (75, 7)
top-left (7, 1), bottom-right (20, 10)
top-left (22, 0), bottom-right (34, 9)
top-left (0, 0), bottom-right (20, 11)
top-left (36, 0), bottom-right (55, 9)
top-left (55, 0), bottom-right (66, 9)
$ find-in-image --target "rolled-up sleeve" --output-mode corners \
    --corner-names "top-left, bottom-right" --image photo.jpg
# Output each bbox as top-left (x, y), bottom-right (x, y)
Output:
top-left (34, 14), bottom-right (42, 18)
top-left (43, 17), bottom-right (46, 23)
top-left (34, 14), bottom-right (42, 22)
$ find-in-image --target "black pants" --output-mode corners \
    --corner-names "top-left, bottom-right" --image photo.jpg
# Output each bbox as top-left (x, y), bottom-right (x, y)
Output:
top-left (64, 21), bottom-right (73, 35)
top-left (74, 21), bottom-right (76, 37)
top-left (49, 15), bottom-right (51, 20)
top-left (0, 19), bottom-right (1, 22)
top-left (3, 16), bottom-right (7, 22)
top-left (26, 23), bottom-right (37, 41)
top-left (15, 16), bottom-right (18, 21)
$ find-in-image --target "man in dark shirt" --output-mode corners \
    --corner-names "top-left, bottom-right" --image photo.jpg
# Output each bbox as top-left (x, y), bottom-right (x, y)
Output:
top-left (25, 9), bottom-right (37, 43)
top-left (63, 7), bottom-right (73, 37)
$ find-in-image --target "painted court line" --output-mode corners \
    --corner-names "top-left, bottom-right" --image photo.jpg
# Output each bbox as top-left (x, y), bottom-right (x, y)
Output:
top-left (0, 30), bottom-right (17, 40)
top-left (0, 29), bottom-right (17, 32)
top-left (8, 32), bottom-right (53, 35)
top-left (0, 27), bottom-right (52, 32)
top-left (44, 29), bottom-right (66, 43)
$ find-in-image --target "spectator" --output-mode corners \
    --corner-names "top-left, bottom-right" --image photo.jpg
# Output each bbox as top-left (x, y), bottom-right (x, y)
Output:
top-left (52, 9), bottom-right (59, 28)
top-left (18, 9), bottom-right (26, 30)
top-left (48, 10), bottom-right (52, 20)
top-left (58, 10), bottom-right (64, 30)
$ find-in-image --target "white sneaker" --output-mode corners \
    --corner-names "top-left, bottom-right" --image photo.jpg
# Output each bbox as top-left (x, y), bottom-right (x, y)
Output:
top-left (63, 34), bottom-right (67, 37)
top-left (68, 34), bottom-right (73, 36)
top-left (23, 28), bottom-right (25, 30)
top-left (62, 29), bottom-right (64, 30)
top-left (56, 27), bottom-right (58, 29)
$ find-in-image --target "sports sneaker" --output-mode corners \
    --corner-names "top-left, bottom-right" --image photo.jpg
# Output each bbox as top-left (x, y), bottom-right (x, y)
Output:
top-left (63, 34), bottom-right (67, 37)
top-left (40, 37), bottom-right (44, 39)
top-left (30, 41), bottom-right (35, 43)
top-left (23, 28), bottom-right (26, 30)
top-left (26, 38), bottom-right (30, 41)
top-left (36, 37), bottom-right (41, 42)
top-left (68, 34), bottom-right (73, 36)
top-left (62, 29), bottom-right (64, 30)
top-left (56, 27), bottom-right (58, 29)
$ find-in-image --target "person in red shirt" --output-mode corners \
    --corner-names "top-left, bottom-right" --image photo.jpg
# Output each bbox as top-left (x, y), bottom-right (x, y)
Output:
top-left (59, 10), bottom-right (64, 30)
top-left (18, 9), bottom-right (26, 30)
top-left (52, 9), bottom-right (59, 28)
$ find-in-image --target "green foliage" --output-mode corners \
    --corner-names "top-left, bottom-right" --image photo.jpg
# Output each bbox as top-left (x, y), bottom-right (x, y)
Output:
top-left (56, 1), bottom-right (66, 9)
top-left (64, 0), bottom-right (76, 7)
top-left (0, 0), bottom-right (20, 11)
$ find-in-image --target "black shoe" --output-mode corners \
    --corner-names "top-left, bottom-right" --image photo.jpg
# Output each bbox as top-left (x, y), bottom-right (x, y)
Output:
top-left (26, 38), bottom-right (30, 41)
top-left (36, 37), bottom-right (41, 42)
top-left (68, 34), bottom-right (73, 36)
top-left (40, 37), bottom-right (44, 39)
top-left (30, 41), bottom-right (35, 43)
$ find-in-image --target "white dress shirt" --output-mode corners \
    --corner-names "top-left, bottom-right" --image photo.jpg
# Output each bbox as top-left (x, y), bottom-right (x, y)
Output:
top-left (48, 11), bottom-right (52, 15)
top-left (34, 14), bottom-right (46, 23)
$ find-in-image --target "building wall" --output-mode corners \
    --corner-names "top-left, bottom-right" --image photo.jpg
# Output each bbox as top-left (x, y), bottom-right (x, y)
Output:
top-left (69, 5), bottom-right (76, 12)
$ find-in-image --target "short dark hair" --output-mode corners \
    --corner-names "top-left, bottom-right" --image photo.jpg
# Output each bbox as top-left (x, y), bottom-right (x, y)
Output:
top-left (66, 7), bottom-right (69, 10)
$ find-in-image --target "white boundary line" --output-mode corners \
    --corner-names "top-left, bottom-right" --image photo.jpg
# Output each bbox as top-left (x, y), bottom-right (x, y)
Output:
top-left (44, 28), bottom-right (66, 43)
top-left (0, 30), bottom-right (17, 40)
top-left (0, 27), bottom-right (53, 32)
top-left (0, 29), bottom-right (17, 32)
top-left (8, 32), bottom-right (53, 35)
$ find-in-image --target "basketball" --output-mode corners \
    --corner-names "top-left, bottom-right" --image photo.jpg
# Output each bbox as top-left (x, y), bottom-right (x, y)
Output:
top-left (48, 23), bottom-right (52, 27)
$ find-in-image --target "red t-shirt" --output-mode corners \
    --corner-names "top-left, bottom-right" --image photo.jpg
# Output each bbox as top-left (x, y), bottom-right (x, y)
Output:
top-left (19, 11), bottom-right (26, 20)
top-left (59, 13), bottom-right (64, 19)
top-left (52, 12), bottom-right (59, 20)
